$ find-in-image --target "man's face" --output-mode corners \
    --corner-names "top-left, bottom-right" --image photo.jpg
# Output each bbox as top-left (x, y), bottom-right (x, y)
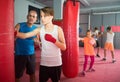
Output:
top-left (27, 11), bottom-right (37, 24)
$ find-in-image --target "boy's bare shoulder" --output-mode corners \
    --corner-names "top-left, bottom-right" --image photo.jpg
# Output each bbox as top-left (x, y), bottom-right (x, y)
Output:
top-left (56, 25), bottom-right (63, 31)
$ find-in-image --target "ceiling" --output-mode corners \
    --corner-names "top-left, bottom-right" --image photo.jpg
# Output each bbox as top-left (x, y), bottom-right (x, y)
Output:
top-left (33, 0), bottom-right (120, 14)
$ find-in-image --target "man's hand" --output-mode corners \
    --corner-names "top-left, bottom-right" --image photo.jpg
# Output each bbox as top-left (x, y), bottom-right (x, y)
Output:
top-left (14, 30), bottom-right (17, 37)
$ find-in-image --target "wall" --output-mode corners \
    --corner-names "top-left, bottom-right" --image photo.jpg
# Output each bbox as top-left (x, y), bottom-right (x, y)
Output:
top-left (14, 0), bottom-right (44, 26)
top-left (79, 14), bottom-right (89, 36)
top-left (80, 13), bottom-right (120, 49)
top-left (91, 13), bottom-right (120, 49)
top-left (53, 0), bottom-right (64, 19)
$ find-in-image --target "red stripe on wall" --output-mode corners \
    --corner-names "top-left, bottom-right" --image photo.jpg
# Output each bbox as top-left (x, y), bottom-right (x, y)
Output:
top-left (111, 26), bottom-right (120, 32)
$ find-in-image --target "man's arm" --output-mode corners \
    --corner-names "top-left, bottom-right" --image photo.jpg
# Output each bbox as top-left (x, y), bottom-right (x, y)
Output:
top-left (16, 27), bottom-right (40, 39)
top-left (14, 23), bottom-right (20, 36)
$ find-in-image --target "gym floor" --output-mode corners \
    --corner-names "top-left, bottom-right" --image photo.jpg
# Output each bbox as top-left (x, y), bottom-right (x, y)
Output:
top-left (21, 47), bottom-right (120, 82)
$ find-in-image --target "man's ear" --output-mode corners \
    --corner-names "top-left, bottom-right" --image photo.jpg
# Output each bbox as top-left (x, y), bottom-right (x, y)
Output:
top-left (36, 17), bottom-right (38, 22)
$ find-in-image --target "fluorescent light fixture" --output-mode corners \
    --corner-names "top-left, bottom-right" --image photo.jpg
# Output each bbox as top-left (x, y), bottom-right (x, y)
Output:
top-left (79, 0), bottom-right (89, 6)
top-left (93, 11), bottom-right (120, 15)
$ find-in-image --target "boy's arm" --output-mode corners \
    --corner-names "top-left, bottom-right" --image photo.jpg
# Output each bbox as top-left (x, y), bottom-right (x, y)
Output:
top-left (79, 37), bottom-right (84, 41)
top-left (44, 26), bottom-right (66, 51)
top-left (55, 27), bottom-right (66, 51)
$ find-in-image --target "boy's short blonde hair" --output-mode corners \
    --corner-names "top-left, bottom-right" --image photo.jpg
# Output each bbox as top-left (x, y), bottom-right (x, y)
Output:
top-left (40, 7), bottom-right (54, 16)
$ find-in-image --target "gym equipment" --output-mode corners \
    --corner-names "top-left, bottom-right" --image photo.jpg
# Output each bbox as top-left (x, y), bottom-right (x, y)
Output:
top-left (0, 0), bottom-right (15, 82)
top-left (62, 0), bottom-right (80, 78)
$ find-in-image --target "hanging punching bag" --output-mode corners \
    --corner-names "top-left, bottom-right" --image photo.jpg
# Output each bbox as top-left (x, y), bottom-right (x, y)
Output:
top-left (62, 0), bottom-right (80, 78)
top-left (0, 0), bottom-right (15, 82)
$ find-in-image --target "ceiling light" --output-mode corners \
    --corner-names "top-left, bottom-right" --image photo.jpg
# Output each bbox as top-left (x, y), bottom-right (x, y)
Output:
top-left (92, 11), bottom-right (120, 15)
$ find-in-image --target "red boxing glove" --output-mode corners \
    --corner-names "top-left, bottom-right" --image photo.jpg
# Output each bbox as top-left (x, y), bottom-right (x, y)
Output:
top-left (45, 34), bottom-right (56, 43)
top-left (14, 30), bottom-right (17, 37)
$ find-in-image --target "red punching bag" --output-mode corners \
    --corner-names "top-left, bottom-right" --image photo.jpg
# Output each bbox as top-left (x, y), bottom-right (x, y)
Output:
top-left (53, 20), bottom-right (63, 27)
top-left (0, 0), bottom-right (15, 82)
top-left (62, 0), bottom-right (80, 78)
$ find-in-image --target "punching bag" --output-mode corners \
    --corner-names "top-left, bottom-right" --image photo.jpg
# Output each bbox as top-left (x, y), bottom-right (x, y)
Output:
top-left (62, 0), bottom-right (80, 78)
top-left (0, 0), bottom-right (15, 82)
top-left (53, 20), bottom-right (63, 27)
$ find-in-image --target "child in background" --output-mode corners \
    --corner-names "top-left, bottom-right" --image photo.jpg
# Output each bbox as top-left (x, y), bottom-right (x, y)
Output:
top-left (79, 30), bottom-right (96, 76)
top-left (102, 26), bottom-right (116, 63)
top-left (92, 27), bottom-right (101, 57)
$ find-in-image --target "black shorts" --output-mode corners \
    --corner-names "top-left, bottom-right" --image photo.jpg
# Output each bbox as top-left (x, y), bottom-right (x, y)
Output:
top-left (15, 54), bottom-right (35, 78)
top-left (96, 40), bottom-right (100, 47)
top-left (39, 65), bottom-right (62, 82)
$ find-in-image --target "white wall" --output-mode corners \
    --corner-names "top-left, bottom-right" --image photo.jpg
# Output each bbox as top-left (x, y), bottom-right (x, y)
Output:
top-left (53, 0), bottom-right (64, 19)
top-left (14, 0), bottom-right (44, 26)
top-left (79, 14), bottom-right (89, 36)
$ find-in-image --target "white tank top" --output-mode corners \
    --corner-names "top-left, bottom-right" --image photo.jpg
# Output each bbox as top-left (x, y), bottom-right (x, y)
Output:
top-left (40, 25), bottom-right (62, 67)
top-left (106, 32), bottom-right (114, 43)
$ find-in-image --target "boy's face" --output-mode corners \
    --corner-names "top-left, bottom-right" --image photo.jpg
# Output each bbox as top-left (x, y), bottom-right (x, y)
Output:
top-left (40, 11), bottom-right (53, 25)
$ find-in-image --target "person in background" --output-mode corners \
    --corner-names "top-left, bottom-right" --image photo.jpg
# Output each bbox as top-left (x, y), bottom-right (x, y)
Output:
top-left (16, 7), bottom-right (66, 82)
top-left (79, 30), bottom-right (96, 76)
top-left (92, 27), bottom-right (101, 57)
top-left (102, 26), bottom-right (116, 63)
top-left (14, 10), bottom-right (38, 82)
